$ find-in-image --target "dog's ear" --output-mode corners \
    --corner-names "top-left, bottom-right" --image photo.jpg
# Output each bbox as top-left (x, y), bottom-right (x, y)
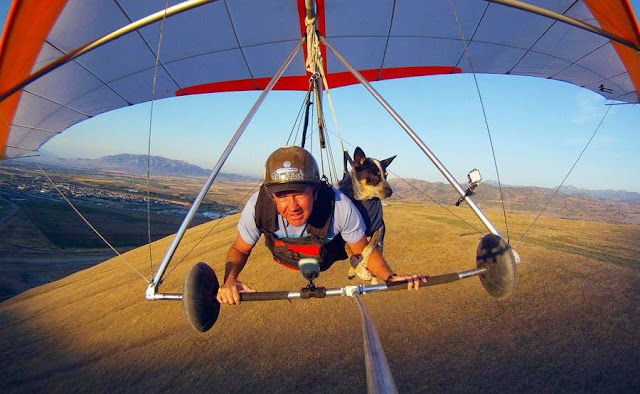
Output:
top-left (380, 155), bottom-right (396, 170)
top-left (353, 147), bottom-right (367, 168)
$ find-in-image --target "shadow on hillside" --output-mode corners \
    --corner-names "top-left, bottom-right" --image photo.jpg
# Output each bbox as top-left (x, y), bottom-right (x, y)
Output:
top-left (0, 250), bottom-right (119, 302)
top-left (2, 261), bottom-right (640, 393)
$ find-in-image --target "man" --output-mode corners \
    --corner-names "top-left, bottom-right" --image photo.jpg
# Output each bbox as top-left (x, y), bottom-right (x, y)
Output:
top-left (217, 146), bottom-right (425, 305)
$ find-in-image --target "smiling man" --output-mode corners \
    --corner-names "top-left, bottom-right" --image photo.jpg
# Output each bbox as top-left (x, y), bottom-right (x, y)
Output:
top-left (216, 146), bottom-right (425, 305)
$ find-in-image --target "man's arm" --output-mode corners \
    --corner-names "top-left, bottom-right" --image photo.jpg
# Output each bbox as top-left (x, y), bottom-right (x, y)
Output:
top-left (216, 234), bottom-right (256, 305)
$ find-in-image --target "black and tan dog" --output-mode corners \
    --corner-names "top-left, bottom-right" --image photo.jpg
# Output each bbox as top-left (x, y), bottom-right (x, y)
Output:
top-left (338, 147), bottom-right (395, 283)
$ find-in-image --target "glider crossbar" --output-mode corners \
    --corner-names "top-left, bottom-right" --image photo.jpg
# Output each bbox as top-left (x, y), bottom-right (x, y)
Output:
top-left (237, 267), bottom-right (487, 302)
top-left (319, 35), bottom-right (502, 237)
top-left (146, 37), bottom-right (305, 300)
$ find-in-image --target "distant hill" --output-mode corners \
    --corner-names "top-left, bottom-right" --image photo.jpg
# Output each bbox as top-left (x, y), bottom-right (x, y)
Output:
top-left (18, 154), bottom-right (260, 182)
top-left (482, 180), bottom-right (640, 202)
top-left (388, 178), bottom-right (640, 225)
top-left (391, 178), bottom-right (640, 203)
top-left (5, 155), bottom-right (639, 224)
top-left (558, 185), bottom-right (640, 201)
top-left (93, 154), bottom-right (210, 177)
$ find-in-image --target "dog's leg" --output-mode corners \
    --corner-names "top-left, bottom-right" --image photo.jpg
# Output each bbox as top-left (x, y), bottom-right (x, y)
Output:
top-left (360, 229), bottom-right (379, 263)
top-left (354, 228), bottom-right (382, 282)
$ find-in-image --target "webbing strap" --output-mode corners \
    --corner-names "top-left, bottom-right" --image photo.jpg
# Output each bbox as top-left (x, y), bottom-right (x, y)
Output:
top-left (343, 149), bottom-right (353, 174)
top-left (305, 16), bottom-right (322, 74)
top-left (301, 85), bottom-right (313, 148)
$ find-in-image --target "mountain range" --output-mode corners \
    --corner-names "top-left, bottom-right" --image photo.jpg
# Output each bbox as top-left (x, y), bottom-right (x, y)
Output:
top-left (24, 154), bottom-right (640, 202)
top-left (10, 152), bottom-right (640, 224)
top-left (388, 177), bottom-right (640, 226)
top-left (481, 180), bottom-right (640, 202)
top-left (22, 153), bottom-right (260, 182)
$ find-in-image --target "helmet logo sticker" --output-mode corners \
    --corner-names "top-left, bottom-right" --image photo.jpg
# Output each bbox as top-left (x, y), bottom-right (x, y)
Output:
top-left (272, 165), bottom-right (304, 182)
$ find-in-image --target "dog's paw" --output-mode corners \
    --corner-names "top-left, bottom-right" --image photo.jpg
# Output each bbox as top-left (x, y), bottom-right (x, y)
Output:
top-left (356, 263), bottom-right (373, 281)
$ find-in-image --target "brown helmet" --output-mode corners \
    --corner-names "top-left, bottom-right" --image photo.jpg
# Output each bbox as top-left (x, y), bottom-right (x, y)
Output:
top-left (264, 146), bottom-right (320, 194)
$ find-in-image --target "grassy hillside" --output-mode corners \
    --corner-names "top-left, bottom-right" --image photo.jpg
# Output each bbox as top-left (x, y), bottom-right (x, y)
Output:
top-left (1, 203), bottom-right (639, 392)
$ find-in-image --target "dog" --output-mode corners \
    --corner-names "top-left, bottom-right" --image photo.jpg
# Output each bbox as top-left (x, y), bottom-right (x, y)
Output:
top-left (338, 147), bottom-right (395, 283)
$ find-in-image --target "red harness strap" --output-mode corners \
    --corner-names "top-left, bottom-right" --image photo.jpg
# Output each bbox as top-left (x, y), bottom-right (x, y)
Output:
top-left (272, 240), bottom-right (322, 270)
top-left (273, 240), bottom-right (321, 256)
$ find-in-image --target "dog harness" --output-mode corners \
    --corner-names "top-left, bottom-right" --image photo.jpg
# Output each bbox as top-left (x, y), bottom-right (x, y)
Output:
top-left (338, 173), bottom-right (384, 237)
top-left (254, 183), bottom-right (348, 270)
top-left (350, 198), bottom-right (384, 237)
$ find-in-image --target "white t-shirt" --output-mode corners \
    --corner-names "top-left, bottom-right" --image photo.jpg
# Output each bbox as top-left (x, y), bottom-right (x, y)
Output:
top-left (237, 186), bottom-right (365, 245)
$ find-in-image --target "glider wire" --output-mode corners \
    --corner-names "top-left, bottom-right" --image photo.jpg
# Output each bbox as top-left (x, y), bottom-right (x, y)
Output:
top-left (36, 163), bottom-right (150, 284)
top-left (324, 128), bottom-right (340, 186)
top-left (145, 0), bottom-right (170, 278)
top-left (326, 129), bottom-right (484, 235)
top-left (318, 137), bottom-right (327, 181)
top-left (317, 50), bottom-right (348, 184)
top-left (287, 89), bottom-right (312, 146)
top-left (450, 0), bottom-right (511, 242)
top-left (305, 14), bottom-right (342, 186)
top-left (2, 154), bottom-right (40, 160)
top-left (163, 180), bottom-right (263, 280)
top-left (388, 169), bottom-right (485, 235)
top-left (319, 103), bottom-right (343, 186)
top-left (515, 104), bottom-right (613, 248)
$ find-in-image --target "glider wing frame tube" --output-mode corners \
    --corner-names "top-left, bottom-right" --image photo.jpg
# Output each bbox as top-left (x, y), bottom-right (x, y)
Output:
top-left (485, 0), bottom-right (640, 52)
top-left (320, 36), bottom-right (502, 237)
top-left (146, 37), bottom-right (305, 300)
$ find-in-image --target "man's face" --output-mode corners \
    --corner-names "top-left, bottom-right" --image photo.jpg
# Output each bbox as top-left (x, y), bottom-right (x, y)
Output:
top-left (272, 186), bottom-right (315, 226)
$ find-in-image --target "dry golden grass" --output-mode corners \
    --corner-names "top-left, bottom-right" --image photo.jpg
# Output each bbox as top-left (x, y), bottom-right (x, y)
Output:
top-left (1, 202), bottom-right (639, 392)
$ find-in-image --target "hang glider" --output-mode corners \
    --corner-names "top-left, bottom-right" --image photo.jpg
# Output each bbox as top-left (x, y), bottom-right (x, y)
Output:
top-left (1, 0), bottom-right (639, 160)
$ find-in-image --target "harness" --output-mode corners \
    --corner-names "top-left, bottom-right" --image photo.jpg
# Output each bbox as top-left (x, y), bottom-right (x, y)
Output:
top-left (254, 183), bottom-right (347, 270)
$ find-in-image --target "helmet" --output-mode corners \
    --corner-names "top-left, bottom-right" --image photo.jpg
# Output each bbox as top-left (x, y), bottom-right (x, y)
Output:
top-left (264, 146), bottom-right (320, 194)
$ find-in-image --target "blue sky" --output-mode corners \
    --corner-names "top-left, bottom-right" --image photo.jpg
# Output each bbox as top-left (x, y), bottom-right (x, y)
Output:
top-left (2, 1), bottom-right (640, 192)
